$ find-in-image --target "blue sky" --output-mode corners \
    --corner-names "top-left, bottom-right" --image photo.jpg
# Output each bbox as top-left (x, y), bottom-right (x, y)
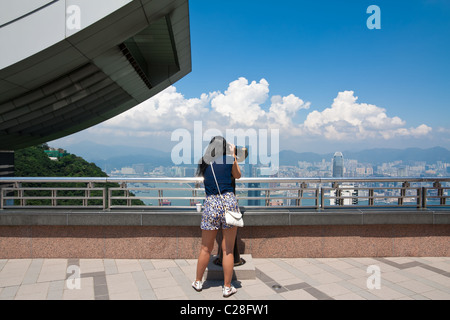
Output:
top-left (53, 0), bottom-right (450, 154)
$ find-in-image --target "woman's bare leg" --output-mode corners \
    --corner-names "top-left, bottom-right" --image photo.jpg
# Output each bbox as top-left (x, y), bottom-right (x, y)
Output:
top-left (195, 229), bottom-right (218, 282)
top-left (221, 227), bottom-right (238, 287)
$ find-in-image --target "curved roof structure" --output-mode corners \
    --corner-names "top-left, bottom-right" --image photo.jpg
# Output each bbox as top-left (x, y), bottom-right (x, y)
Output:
top-left (0, 0), bottom-right (191, 150)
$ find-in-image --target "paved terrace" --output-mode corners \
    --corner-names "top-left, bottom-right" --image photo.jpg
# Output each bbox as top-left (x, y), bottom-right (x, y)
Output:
top-left (0, 256), bottom-right (449, 300)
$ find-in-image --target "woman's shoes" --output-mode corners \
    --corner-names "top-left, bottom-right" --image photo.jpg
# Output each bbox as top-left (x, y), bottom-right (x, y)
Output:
top-left (192, 281), bottom-right (237, 298)
top-left (222, 285), bottom-right (237, 298)
top-left (192, 280), bottom-right (202, 292)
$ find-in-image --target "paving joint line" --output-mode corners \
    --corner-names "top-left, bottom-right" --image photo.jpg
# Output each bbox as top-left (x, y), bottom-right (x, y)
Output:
top-left (65, 259), bottom-right (110, 300)
top-left (255, 267), bottom-right (334, 300)
top-left (375, 258), bottom-right (450, 277)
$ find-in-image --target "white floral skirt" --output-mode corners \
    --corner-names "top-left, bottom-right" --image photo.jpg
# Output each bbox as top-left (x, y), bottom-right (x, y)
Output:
top-left (200, 192), bottom-right (239, 230)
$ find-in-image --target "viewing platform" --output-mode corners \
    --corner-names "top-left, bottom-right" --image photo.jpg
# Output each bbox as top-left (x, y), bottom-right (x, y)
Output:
top-left (1, 176), bottom-right (448, 301)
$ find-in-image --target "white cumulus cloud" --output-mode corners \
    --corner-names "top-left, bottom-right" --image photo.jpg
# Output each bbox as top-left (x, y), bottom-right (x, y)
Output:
top-left (89, 79), bottom-right (432, 146)
top-left (300, 90), bottom-right (431, 140)
top-left (104, 86), bottom-right (212, 132)
top-left (210, 77), bottom-right (268, 126)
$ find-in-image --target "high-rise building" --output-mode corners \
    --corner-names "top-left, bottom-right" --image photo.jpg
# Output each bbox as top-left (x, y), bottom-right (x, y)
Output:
top-left (332, 152), bottom-right (344, 177)
top-left (329, 185), bottom-right (358, 205)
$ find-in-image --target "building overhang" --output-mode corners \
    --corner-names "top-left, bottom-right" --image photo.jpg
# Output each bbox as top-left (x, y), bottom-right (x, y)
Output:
top-left (0, 0), bottom-right (191, 150)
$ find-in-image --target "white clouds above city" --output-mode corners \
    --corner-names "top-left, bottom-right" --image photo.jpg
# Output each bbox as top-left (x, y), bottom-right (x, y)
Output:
top-left (92, 77), bottom-right (311, 138)
top-left (56, 77), bottom-right (436, 152)
top-left (300, 90), bottom-right (432, 141)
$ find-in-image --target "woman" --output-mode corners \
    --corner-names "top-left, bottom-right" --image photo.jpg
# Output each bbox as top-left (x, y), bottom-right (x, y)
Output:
top-left (192, 136), bottom-right (242, 298)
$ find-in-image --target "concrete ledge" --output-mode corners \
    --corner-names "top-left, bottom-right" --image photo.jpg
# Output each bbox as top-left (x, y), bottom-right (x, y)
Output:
top-left (362, 210), bottom-right (434, 225)
top-left (434, 211), bottom-right (450, 224)
top-left (0, 207), bottom-right (449, 226)
top-left (290, 211), bottom-right (363, 225)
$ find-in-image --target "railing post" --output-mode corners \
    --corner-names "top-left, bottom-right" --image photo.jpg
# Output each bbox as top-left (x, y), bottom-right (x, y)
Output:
top-left (85, 182), bottom-right (94, 207)
top-left (158, 189), bottom-right (163, 206)
top-left (315, 188), bottom-right (319, 209)
top-left (297, 182), bottom-right (307, 207)
top-left (126, 189), bottom-right (131, 207)
top-left (296, 189), bottom-right (302, 207)
top-left (433, 181), bottom-right (444, 205)
top-left (18, 182), bottom-right (24, 207)
top-left (103, 187), bottom-right (107, 210)
top-left (320, 187), bottom-right (324, 209)
top-left (369, 188), bottom-right (374, 206)
top-left (83, 188), bottom-right (88, 207)
top-left (191, 188), bottom-right (196, 206)
top-left (398, 182), bottom-right (409, 206)
top-left (422, 187), bottom-right (427, 208)
top-left (52, 189), bottom-right (57, 207)
top-left (108, 186), bottom-right (112, 210)
top-left (416, 188), bottom-right (421, 208)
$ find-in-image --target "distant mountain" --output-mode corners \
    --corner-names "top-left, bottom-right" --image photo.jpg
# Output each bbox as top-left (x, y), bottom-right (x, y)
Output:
top-left (341, 147), bottom-right (450, 164)
top-left (64, 141), bottom-right (170, 162)
top-left (279, 150), bottom-right (333, 165)
top-left (59, 141), bottom-right (450, 170)
top-left (280, 147), bottom-right (450, 166)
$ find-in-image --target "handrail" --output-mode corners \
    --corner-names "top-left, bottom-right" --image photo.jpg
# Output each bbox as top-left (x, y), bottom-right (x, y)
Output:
top-left (1, 176), bottom-right (450, 184)
top-left (1, 177), bottom-right (449, 210)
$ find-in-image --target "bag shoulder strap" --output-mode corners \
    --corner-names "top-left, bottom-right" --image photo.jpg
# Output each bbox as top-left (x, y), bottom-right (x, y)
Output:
top-left (210, 162), bottom-right (222, 197)
top-left (210, 162), bottom-right (241, 215)
top-left (210, 163), bottom-right (231, 211)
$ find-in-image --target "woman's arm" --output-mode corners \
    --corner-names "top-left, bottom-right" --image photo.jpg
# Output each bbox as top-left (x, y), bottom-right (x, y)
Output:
top-left (227, 143), bottom-right (241, 179)
top-left (231, 156), bottom-right (241, 179)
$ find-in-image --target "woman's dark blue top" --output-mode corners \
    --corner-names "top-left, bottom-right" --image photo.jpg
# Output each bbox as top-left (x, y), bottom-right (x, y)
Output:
top-left (203, 155), bottom-right (235, 196)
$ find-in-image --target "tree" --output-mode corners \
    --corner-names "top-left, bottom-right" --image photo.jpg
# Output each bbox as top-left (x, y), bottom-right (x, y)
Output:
top-left (13, 144), bottom-right (144, 207)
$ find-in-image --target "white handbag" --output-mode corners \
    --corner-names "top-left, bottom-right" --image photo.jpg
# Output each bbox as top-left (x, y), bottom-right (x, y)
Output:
top-left (210, 163), bottom-right (244, 227)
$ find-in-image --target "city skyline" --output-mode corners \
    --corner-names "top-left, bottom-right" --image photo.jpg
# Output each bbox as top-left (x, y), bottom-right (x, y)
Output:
top-left (93, 147), bottom-right (450, 178)
top-left (51, 1), bottom-right (450, 155)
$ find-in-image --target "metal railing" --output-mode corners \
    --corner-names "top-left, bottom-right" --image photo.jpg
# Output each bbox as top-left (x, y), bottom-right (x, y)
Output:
top-left (0, 177), bottom-right (449, 210)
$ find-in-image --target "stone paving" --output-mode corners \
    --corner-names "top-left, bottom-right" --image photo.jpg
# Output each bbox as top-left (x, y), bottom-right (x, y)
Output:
top-left (0, 256), bottom-right (449, 300)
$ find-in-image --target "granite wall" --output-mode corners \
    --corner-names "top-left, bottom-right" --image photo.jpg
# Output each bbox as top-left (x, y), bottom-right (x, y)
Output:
top-left (1, 224), bottom-right (448, 259)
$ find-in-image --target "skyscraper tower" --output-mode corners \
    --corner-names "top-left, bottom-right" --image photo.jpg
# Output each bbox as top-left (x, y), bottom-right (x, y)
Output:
top-left (332, 152), bottom-right (344, 177)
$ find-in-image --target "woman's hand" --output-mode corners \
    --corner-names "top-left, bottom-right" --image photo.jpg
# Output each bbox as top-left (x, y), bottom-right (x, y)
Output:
top-left (227, 143), bottom-right (236, 156)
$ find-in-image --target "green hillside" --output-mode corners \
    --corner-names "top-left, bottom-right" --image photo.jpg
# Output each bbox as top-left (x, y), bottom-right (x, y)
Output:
top-left (15, 144), bottom-right (107, 177)
top-left (14, 144), bottom-right (143, 207)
